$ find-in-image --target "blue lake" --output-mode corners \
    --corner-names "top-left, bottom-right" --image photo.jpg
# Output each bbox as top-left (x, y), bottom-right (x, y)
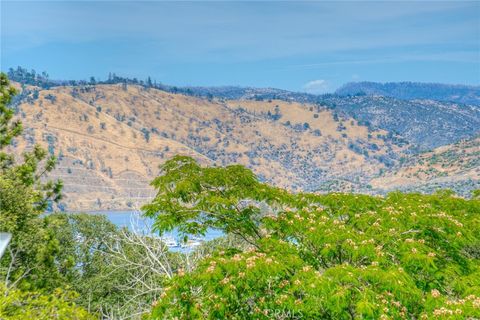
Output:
top-left (89, 211), bottom-right (223, 249)
top-left (93, 210), bottom-right (154, 231)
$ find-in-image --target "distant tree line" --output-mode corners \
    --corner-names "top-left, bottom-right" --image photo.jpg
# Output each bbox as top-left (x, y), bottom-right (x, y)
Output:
top-left (6, 66), bottom-right (343, 103)
top-left (7, 66), bottom-right (164, 91)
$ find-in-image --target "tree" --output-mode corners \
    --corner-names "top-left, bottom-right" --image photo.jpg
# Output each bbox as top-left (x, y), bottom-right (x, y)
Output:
top-left (0, 73), bottom-right (94, 317)
top-left (0, 284), bottom-right (94, 319)
top-left (42, 212), bottom-right (186, 319)
top-left (143, 155), bottom-right (295, 247)
top-left (0, 73), bottom-right (62, 289)
top-left (0, 74), bottom-right (21, 148)
top-left (146, 158), bottom-right (480, 319)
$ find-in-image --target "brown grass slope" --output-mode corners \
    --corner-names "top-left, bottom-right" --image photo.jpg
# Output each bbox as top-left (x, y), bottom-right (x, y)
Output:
top-left (12, 84), bottom-right (408, 210)
top-left (370, 136), bottom-right (479, 193)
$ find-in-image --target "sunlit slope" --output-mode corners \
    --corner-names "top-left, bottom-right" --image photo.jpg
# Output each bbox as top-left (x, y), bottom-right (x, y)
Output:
top-left (371, 136), bottom-right (480, 195)
top-left (11, 83), bottom-right (408, 210)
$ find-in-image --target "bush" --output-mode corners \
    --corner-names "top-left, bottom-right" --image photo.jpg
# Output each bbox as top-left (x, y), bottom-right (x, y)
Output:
top-left (0, 285), bottom-right (94, 319)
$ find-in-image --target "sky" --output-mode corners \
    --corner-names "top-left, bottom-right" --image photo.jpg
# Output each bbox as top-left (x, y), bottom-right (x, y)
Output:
top-left (1, 1), bottom-right (479, 93)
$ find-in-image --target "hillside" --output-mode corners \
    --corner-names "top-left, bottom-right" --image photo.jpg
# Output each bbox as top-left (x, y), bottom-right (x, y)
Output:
top-left (9, 80), bottom-right (480, 211)
top-left (370, 135), bottom-right (480, 196)
top-left (11, 83), bottom-right (410, 211)
top-left (9, 68), bottom-right (480, 150)
top-left (336, 81), bottom-right (480, 105)
top-left (319, 94), bottom-right (480, 150)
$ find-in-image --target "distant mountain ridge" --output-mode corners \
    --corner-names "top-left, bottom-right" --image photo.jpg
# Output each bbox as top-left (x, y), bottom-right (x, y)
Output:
top-left (6, 66), bottom-right (319, 103)
top-left (8, 66), bottom-right (480, 105)
top-left (7, 67), bottom-right (480, 151)
top-left (336, 81), bottom-right (480, 105)
top-left (320, 95), bottom-right (480, 150)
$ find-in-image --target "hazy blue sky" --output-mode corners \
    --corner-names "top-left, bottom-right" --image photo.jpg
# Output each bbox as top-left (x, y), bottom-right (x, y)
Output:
top-left (1, 1), bottom-right (479, 93)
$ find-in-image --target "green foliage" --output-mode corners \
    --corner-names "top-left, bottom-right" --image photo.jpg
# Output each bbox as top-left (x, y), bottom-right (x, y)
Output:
top-left (147, 157), bottom-right (480, 319)
top-left (42, 212), bottom-right (182, 317)
top-left (0, 73), bottom-right (63, 290)
top-left (473, 189), bottom-right (480, 199)
top-left (0, 284), bottom-right (94, 319)
top-left (143, 155), bottom-right (295, 246)
top-left (0, 74), bottom-right (97, 318)
top-left (0, 73), bottom-right (21, 148)
top-left (42, 213), bottom-right (120, 307)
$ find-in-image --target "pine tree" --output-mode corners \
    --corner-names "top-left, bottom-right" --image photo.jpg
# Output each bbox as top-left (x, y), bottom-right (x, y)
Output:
top-left (0, 73), bottom-right (63, 289)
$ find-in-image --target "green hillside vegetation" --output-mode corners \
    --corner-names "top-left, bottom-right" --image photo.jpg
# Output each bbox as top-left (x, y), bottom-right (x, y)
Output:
top-left (1, 73), bottom-right (480, 319)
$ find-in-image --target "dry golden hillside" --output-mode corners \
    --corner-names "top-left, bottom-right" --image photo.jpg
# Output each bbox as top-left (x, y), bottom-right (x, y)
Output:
top-left (12, 83), bottom-right (407, 211)
top-left (370, 136), bottom-right (480, 194)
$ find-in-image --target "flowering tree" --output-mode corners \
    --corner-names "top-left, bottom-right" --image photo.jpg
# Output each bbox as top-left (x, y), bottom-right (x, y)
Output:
top-left (146, 157), bottom-right (480, 319)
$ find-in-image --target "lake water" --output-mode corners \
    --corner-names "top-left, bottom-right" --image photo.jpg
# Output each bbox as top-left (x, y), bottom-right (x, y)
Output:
top-left (90, 210), bottom-right (223, 250)
top-left (95, 210), bottom-right (154, 231)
